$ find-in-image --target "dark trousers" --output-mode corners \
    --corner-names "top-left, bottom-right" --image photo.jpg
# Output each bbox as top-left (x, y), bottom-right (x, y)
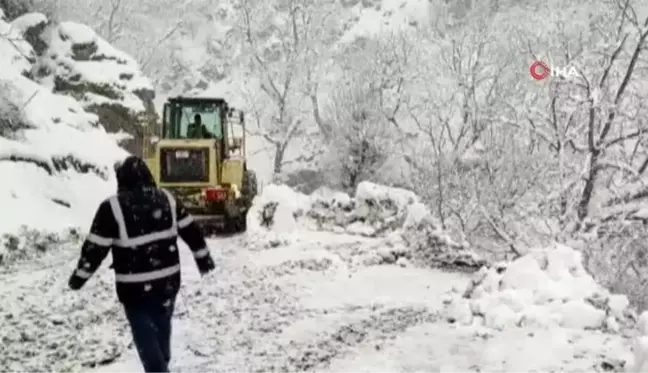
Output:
top-left (123, 297), bottom-right (176, 373)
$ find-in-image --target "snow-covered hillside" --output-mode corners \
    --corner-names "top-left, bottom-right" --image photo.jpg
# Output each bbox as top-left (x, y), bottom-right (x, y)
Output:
top-left (0, 10), bottom-right (151, 260)
top-left (152, 0), bottom-right (435, 184)
top-left (1, 182), bottom-right (644, 372)
top-left (338, 0), bottom-right (431, 42)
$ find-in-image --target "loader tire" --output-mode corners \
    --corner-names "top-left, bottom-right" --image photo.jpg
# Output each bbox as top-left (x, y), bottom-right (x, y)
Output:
top-left (238, 170), bottom-right (258, 231)
top-left (227, 170), bottom-right (258, 233)
top-left (241, 169), bottom-right (258, 208)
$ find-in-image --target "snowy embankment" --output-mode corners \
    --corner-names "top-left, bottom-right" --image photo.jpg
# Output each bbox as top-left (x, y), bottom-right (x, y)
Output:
top-left (2, 181), bottom-right (643, 372)
top-left (0, 10), bottom-right (152, 265)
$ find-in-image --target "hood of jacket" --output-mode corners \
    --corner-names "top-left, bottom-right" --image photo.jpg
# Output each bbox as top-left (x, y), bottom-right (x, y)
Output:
top-left (115, 156), bottom-right (156, 192)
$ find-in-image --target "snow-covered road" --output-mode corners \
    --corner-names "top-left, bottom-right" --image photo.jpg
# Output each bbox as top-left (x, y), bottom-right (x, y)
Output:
top-left (96, 231), bottom-right (470, 372)
top-left (0, 230), bottom-right (631, 372)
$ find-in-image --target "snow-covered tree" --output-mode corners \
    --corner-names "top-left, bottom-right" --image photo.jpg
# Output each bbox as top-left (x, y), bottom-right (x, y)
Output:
top-left (0, 0), bottom-right (31, 19)
top-left (232, 0), bottom-right (339, 175)
top-left (396, 9), bottom-right (545, 251)
top-left (336, 32), bottom-right (415, 131)
top-left (503, 0), bottom-right (648, 304)
top-left (511, 0), bottom-right (648, 227)
top-left (321, 76), bottom-right (392, 191)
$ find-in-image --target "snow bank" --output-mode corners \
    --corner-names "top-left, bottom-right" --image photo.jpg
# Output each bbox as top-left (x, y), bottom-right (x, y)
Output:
top-left (0, 13), bottom-right (137, 253)
top-left (247, 182), bottom-right (484, 270)
top-left (443, 244), bottom-right (631, 331)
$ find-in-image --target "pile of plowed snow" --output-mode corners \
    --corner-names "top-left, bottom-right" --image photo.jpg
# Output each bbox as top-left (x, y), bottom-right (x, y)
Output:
top-left (247, 182), bottom-right (485, 270)
top-left (442, 244), bottom-right (632, 331)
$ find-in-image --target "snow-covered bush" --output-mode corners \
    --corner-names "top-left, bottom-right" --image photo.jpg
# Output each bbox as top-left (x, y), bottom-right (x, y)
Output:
top-left (443, 244), bottom-right (632, 331)
top-left (0, 80), bottom-right (32, 137)
top-left (279, 169), bottom-right (330, 194)
top-left (577, 220), bottom-right (648, 312)
top-left (320, 80), bottom-right (392, 192)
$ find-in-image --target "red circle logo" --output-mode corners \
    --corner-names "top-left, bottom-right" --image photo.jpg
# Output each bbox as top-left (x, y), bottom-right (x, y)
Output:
top-left (529, 61), bottom-right (550, 80)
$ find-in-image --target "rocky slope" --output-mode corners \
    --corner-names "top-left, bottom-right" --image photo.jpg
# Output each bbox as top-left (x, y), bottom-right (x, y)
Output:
top-left (158, 0), bottom-right (433, 95)
top-left (0, 10), bottom-right (152, 262)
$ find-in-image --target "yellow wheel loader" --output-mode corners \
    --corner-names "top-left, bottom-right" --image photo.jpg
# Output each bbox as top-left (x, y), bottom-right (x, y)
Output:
top-left (141, 97), bottom-right (258, 234)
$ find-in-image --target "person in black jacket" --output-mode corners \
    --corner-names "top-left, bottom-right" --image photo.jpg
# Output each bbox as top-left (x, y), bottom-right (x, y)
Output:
top-left (68, 155), bottom-right (215, 373)
top-left (187, 114), bottom-right (213, 138)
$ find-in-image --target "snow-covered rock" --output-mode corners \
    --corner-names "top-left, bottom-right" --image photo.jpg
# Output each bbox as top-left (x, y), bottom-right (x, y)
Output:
top-left (18, 14), bottom-right (156, 155)
top-left (0, 10), bottom-right (148, 261)
top-left (445, 244), bottom-right (632, 331)
top-left (248, 181), bottom-right (484, 270)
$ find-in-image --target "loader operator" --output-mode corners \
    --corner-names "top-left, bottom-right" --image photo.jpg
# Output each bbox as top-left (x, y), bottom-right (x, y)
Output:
top-left (187, 113), bottom-right (213, 138)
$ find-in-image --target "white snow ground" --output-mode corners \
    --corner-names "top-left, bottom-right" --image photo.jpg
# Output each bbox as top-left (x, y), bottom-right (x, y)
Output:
top-left (0, 182), bottom-right (639, 372)
top-left (91, 234), bottom-right (624, 373)
top-left (0, 231), bottom-right (633, 372)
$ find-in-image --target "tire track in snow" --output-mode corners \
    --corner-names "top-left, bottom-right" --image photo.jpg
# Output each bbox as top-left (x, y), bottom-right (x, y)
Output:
top-left (281, 306), bottom-right (440, 372)
top-left (175, 235), bottom-right (463, 373)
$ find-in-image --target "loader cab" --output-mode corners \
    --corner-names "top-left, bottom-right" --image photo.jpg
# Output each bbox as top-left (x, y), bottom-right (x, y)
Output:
top-left (152, 97), bottom-right (247, 188)
top-left (162, 98), bottom-right (225, 140)
top-left (161, 97), bottom-right (246, 161)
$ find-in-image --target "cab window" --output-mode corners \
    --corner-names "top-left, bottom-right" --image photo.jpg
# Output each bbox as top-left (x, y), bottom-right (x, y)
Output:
top-left (179, 106), bottom-right (222, 138)
top-left (164, 103), bottom-right (222, 139)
